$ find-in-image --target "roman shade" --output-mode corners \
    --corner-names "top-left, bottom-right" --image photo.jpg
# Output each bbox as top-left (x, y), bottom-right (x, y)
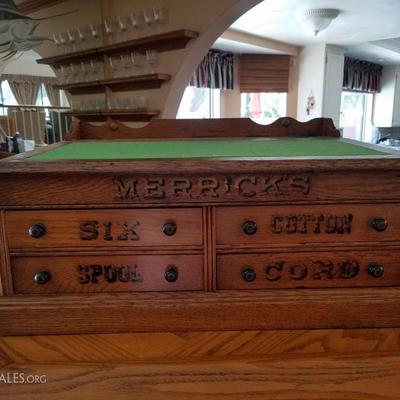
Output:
top-left (239, 54), bottom-right (290, 93)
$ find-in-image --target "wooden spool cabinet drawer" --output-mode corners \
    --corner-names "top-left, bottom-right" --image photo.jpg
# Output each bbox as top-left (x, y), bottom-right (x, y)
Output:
top-left (216, 204), bottom-right (399, 246)
top-left (6, 208), bottom-right (202, 249)
top-left (12, 254), bottom-right (204, 294)
top-left (217, 250), bottom-right (400, 290)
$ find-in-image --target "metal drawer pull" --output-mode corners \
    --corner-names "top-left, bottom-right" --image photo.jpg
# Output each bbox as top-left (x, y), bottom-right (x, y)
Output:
top-left (28, 223), bottom-right (47, 238)
top-left (242, 220), bottom-right (257, 235)
top-left (163, 221), bottom-right (177, 236)
top-left (371, 218), bottom-right (388, 232)
top-left (242, 266), bottom-right (256, 282)
top-left (34, 270), bottom-right (51, 284)
top-left (367, 263), bottom-right (384, 278)
top-left (165, 266), bottom-right (178, 282)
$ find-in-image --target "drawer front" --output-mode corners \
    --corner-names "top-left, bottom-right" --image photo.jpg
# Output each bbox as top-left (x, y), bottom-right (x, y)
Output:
top-left (216, 204), bottom-right (399, 246)
top-left (6, 209), bottom-right (202, 249)
top-left (217, 250), bottom-right (400, 289)
top-left (12, 254), bottom-right (203, 294)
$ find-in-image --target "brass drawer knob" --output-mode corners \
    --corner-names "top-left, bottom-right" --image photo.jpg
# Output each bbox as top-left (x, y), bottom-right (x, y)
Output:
top-left (165, 266), bottom-right (178, 283)
top-left (163, 221), bottom-right (177, 236)
top-left (34, 270), bottom-right (51, 285)
top-left (242, 266), bottom-right (256, 282)
top-left (367, 263), bottom-right (384, 278)
top-left (28, 223), bottom-right (47, 238)
top-left (371, 218), bottom-right (388, 232)
top-left (242, 220), bottom-right (257, 235)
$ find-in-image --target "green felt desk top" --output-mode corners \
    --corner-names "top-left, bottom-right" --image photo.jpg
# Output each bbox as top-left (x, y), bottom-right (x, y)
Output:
top-left (28, 138), bottom-right (388, 161)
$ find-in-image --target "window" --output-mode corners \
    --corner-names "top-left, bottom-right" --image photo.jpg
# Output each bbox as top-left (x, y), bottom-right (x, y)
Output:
top-left (35, 84), bottom-right (51, 107)
top-left (177, 86), bottom-right (220, 119)
top-left (241, 92), bottom-right (287, 124)
top-left (340, 91), bottom-right (374, 142)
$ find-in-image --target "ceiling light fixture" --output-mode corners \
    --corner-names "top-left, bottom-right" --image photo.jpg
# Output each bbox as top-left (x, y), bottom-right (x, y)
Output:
top-left (297, 9), bottom-right (340, 36)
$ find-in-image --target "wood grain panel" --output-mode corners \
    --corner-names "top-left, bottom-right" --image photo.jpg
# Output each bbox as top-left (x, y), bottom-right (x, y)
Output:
top-left (217, 250), bottom-right (400, 289)
top-left (12, 254), bottom-right (203, 294)
top-left (1, 329), bottom-right (399, 365)
top-left (0, 353), bottom-right (399, 399)
top-left (216, 204), bottom-right (400, 246)
top-left (0, 211), bottom-right (12, 296)
top-left (6, 209), bottom-right (202, 249)
top-left (2, 172), bottom-right (400, 207)
top-left (1, 289), bottom-right (400, 335)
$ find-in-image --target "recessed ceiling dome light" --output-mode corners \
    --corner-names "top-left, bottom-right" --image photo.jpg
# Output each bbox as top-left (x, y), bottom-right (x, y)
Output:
top-left (297, 8), bottom-right (340, 36)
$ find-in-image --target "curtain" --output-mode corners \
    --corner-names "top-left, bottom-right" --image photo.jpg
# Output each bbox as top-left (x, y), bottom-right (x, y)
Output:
top-left (44, 83), bottom-right (61, 107)
top-left (343, 57), bottom-right (383, 93)
top-left (239, 54), bottom-right (290, 93)
top-left (7, 80), bottom-right (40, 105)
top-left (190, 50), bottom-right (234, 90)
top-left (0, 74), bottom-right (58, 106)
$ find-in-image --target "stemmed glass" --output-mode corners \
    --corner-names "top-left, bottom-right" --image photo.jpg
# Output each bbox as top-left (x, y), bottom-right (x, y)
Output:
top-left (70, 63), bottom-right (79, 83)
top-left (77, 27), bottom-right (87, 51)
top-left (89, 24), bottom-right (101, 48)
top-left (80, 62), bottom-right (91, 82)
top-left (60, 65), bottom-right (70, 84)
top-left (109, 55), bottom-right (121, 79)
top-left (143, 8), bottom-right (155, 35)
top-left (145, 50), bottom-right (158, 74)
top-left (130, 52), bottom-right (143, 76)
top-left (152, 6), bottom-right (166, 34)
top-left (129, 12), bottom-right (141, 39)
top-left (117, 16), bottom-right (128, 43)
top-left (66, 29), bottom-right (77, 52)
top-left (120, 54), bottom-right (131, 78)
top-left (90, 60), bottom-right (101, 81)
top-left (104, 19), bottom-right (114, 45)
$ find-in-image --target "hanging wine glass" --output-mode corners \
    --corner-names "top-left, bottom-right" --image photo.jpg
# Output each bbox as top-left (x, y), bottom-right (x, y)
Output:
top-left (89, 23), bottom-right (101, 47)
top-left (145, 49), bottom-right (158, 74)
top-left (152, 6), bottom-right (165, 34)
top-left (52, 33), bottom-right (61, 54)
top-left (77, 27), bottom-right (87, 51)
top-left (66, 29), bottom-right (77, 52)
top-left (58, 32), bottom-right (67, 54)
top-left (117, 15), bottom-right (128, 43)
top-left (104, 19), bottom-right (114, 45)
top-left (143, 8), bottom-right (155, 35)
top-left (109, 55), bottom-right (121, 79)
top-left (130, 52), bottom-right (143, 76)
top-left (129, 12), bottom-right (141, 40)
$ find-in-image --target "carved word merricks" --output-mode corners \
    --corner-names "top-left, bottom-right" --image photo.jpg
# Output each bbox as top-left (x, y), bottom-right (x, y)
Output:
top-left (271, 214), bottom-right (353, 234)
top-left (113, 175), bottom-right (311, 201)
top-left (265, 260), bottom-right (360, 281)
top-left (78, 264), bottom-right (142, 284)
top-left (80, 221), bottom-right (140, 241)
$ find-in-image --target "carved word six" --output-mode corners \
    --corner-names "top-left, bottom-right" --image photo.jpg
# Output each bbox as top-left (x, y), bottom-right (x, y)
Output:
top-left (80, 221), bottom-right (140, 241)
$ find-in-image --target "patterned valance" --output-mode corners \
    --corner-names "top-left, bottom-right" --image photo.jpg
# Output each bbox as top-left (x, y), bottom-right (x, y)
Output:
top-left (342, 57), bottom-right (383, 93)
top-left (0, 74), bottom-right (57, 85)
top-left (190, 50), bottom-right (234, 90)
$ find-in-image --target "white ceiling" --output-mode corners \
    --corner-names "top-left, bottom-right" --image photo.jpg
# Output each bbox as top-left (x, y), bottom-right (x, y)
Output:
top-left (217, 0), bottom-right (400, 64)
top-left (213, 38), bottom-right (287, 54)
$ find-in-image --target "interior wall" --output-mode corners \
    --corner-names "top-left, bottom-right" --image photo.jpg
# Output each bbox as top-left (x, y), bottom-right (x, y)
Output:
top-left (25, 0), bottom-right (262, 119)
top-left (322, 45), bottom-right (345, 127)
top-left (373, 66), bottom-right (397, 127)
top-left (0, 53), bottom-right (55, 77)
top-left (297, 44), bottom-right (326, 122)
